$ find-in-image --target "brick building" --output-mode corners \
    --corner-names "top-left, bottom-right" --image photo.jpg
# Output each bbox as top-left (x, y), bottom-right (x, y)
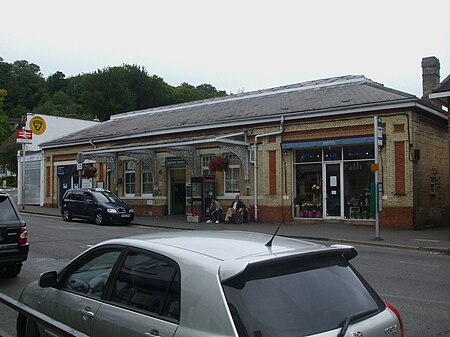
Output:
top-left (40, 61), bottom-right (449, 229)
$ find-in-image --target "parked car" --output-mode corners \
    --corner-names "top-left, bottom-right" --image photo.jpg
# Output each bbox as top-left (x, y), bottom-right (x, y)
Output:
top-left (61, 188), bottom-right (135, 225)
top-left (17, 230), bottom-right (403, 337)
top-left (0, 189), bottom-right (29, 277)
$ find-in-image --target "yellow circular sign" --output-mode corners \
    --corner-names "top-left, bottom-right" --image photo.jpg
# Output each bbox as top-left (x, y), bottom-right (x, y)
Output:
top-left (30, 116), bottom-right (46, 135)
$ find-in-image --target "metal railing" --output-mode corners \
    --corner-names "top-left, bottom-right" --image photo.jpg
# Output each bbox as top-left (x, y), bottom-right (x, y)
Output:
top-left (0, 292), bottom-right (89, 337)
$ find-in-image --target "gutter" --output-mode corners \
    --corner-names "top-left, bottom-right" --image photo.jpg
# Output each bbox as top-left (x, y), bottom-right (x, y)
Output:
top-left (251, 116), bottom-right (284, 221)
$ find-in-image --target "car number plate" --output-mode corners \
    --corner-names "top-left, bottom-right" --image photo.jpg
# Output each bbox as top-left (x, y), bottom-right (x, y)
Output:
top-left (121, 214), bottom-right (131, 217)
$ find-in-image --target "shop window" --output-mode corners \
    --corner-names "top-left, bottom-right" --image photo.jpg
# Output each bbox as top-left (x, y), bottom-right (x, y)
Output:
top-left (324, 147), bottom-right (342, 161)
top-left (294, 163), bottom-right (322, 218)
top-left (343, 162), bottom-right (374, 219)
top-left (202, 155), bottom-right (215, 176)
top-left (224, 154), bottom-right (240, 195)
top-left (295, 149), bottom-right (322, 163)
top-left (343, 145), bottom-right (374, 160)
top-left (124, 160), bottom-right (135, 196)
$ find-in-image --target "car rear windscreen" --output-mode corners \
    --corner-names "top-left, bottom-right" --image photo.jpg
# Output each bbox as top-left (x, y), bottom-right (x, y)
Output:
top-left (0, 195), bottom-right (19, 221)
top-left (222, 254), bottom-right (383, 337)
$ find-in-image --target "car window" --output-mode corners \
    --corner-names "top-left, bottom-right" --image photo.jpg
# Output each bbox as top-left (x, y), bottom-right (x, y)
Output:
top-left (83, 193), bottom-right (94, 202)
top-left (61, 248), bottom-right (122, 298)
top-left (110, 250), bottom-right (180, 321)
top-left (69, 191), bottom-right (83, 201)
top-left (222, 255), bottom-right (383, 337)
top-left (0, 195), bottom-right (19, 221)
top-left (93, 191), bottom-right (123, 203)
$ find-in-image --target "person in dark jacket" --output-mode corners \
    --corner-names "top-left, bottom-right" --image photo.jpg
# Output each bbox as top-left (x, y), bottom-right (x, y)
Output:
top-left (224, 194), bottom-right (247, 223)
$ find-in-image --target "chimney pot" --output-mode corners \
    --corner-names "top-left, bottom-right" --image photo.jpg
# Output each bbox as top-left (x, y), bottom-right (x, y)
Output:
top-left (422, 56), bottom-right (440, 100)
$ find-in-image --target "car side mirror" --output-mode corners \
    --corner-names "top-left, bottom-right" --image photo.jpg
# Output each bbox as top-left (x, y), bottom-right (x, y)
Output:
top-left (39, 271), bottom-right (58, 288)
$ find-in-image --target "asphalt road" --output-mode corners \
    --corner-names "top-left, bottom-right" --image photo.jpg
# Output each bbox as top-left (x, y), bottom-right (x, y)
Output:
top-left (1, 213), bottom-right (449, 337)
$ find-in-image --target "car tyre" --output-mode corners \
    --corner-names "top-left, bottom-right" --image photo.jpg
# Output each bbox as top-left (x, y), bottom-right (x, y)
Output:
top-left (62, 208), bottom-right (72, 221)
top-left (2, 264), bottom-right (22, 277)
top-left (95, 211), bottom-right (105, 225)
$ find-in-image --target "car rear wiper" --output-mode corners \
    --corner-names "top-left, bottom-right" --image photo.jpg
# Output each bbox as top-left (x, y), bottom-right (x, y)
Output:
top-left (337, 308), bottom-right (379, 337)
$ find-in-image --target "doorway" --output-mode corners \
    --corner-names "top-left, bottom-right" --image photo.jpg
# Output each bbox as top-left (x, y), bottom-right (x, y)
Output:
top-left (324, 163), bottom-right (342, 218)
top-left (169, 168), bottom-right (186, 215)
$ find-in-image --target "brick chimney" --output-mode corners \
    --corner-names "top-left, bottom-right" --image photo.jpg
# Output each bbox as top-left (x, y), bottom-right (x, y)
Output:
top-left (422, 56), bottom-right (440, 100)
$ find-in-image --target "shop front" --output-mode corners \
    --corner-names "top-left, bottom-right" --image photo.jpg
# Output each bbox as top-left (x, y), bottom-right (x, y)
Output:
top-left (285, 137), bottom-right (376, 221)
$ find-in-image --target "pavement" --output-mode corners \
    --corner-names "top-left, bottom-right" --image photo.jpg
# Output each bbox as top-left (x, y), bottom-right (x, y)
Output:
top-left (19, 204), bottom-right (450, 254)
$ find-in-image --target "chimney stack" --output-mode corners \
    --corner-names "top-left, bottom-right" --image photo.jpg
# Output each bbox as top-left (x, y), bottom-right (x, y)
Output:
top-left (422, 56), bottom-right (440, 100)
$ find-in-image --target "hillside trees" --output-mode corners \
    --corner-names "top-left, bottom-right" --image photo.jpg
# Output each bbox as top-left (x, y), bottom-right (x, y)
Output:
top-left (0, 59), bottom-right (227, 122)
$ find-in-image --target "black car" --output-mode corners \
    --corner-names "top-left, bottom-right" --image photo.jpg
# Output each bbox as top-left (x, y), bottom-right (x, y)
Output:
top-left (61, 188), bottom-right (135, 225)
top-left (0, 189), bottom-right (29, 277)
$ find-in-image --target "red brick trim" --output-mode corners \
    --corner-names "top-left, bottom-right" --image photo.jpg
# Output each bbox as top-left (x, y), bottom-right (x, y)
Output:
top-left (269, 151), bottom-right (277, 195)
top-left (394, 141), bottom-right (406, 195)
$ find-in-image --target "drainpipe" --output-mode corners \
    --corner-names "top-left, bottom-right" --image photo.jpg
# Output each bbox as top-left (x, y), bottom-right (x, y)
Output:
top-left (251, 116), bottom-right (284, 221)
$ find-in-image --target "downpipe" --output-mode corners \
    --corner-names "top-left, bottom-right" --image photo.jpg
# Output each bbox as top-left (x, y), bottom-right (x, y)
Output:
top-left (251, 116), bottom-right (284, 221)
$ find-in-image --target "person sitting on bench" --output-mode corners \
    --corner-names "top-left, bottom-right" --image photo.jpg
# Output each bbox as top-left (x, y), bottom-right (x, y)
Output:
top-left (206, 198), bottom-right (223, 223)
top-left (224, 194), bottom-right (247, 223)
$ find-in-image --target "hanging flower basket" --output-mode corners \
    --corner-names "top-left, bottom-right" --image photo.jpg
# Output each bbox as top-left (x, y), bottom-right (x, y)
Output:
top-left (209, 156), bottom-right (229, 172)
top-left (83, 166), bottom-right (97, 179)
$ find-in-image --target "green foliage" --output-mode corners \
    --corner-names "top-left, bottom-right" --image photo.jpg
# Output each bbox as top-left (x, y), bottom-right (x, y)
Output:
top-left (0, 60), bottom-right (47, 118)
top-left (0, 89), bottom-right (10, 143)
top-left (0, 59), bottom-right (228, 122)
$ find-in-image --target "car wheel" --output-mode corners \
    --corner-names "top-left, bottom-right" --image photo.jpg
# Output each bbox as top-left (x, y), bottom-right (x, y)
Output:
top-left (95, 211), bottom-right (105, 225)
top-left (2, 264), bottom-right (22, 277)
top-left (62, 208), bottom-right (72, 221)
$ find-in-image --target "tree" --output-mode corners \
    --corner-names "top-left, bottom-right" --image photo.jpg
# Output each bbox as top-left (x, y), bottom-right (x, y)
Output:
top-left (0, 89), bottom-right (10, 143)
top-left (36, 91), bottom-right (90, 119)
top-left (0, 60), bottom-right (47, 117)
top-left (47, 71), bottom-right (67, 95)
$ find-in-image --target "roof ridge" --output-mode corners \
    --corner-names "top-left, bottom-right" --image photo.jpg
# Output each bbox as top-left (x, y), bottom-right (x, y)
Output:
top-left (111, 75), bottom-right (370, 120)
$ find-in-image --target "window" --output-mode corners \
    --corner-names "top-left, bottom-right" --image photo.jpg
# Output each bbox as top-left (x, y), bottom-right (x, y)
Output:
top-left (61, 248), bottom-right (122, 298)
top-left (142, 164), bottom-right (154, 196)
top-left (124, 160), bottom-right (135, 196)
top-left (202, 155), bottom-right (215, 176)
top-left (224, 154), bottom-right (240, 195)
top-left (111, 250), bottom-right (180, 321)
top-left (0, 194), bottom-right (19, 221)
top-left (223, 255), bottom-right (383, 337)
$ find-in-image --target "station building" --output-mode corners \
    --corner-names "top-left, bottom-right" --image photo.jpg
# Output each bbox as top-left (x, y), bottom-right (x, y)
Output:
top-left (39, 60), bottom-right (449, 229)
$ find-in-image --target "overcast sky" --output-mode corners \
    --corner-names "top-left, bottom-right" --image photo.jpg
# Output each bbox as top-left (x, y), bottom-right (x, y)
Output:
top-left (2, 0), bottom-right (449, 97)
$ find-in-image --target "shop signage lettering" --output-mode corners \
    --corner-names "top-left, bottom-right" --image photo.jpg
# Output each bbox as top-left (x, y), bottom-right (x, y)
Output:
top-left (162, 158), bottom-right (187, 166)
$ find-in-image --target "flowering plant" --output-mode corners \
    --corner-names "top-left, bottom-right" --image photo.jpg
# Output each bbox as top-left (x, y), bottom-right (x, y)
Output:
top-left (209, 156), bottom-right (229, 172)
top-left (83, 166), bottom-right (97, 179)
top-left (311, 183), bottom-right (321, 196)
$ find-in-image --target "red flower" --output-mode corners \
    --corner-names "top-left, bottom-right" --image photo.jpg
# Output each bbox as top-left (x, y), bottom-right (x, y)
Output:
top-left (209, 156), bottom-right (229, 172)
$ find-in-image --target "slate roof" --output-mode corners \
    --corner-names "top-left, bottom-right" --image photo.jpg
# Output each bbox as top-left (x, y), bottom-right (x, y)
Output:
top-left (41, 75), bottom-right (418, 149)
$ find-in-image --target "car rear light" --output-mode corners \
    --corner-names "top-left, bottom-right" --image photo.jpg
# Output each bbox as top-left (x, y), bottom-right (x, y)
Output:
top-left (385, 301), bottom-right (404, 337)
top-left (18, 227), bottom-right (28, 245)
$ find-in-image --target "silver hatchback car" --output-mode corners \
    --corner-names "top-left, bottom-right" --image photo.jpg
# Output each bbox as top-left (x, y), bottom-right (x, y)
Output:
top-left (17, 230), bottom-right (403, 337)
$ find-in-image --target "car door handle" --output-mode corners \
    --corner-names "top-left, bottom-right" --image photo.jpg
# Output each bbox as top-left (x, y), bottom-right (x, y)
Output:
top-left (81, 308), bottom-right (95, 320)
top-left (144, 329), bottom-right (160, 337)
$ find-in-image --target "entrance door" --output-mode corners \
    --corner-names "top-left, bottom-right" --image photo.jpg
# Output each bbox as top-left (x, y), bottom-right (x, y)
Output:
top-left (324, 163), bottom-right (342, 218)
top-left (169, 169), bottom-right (186, 215)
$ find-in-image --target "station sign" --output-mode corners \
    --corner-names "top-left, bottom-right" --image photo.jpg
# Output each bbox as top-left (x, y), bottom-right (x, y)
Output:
top-left (16, 129), bottom-right (32, 143)
top-left (161, 158), bottom-right (187, 166)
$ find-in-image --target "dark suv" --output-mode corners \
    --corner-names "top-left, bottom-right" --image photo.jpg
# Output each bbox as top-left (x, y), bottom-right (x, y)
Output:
top-left (61, 188), bottom-right (135, 225)
top-left (0, 189), bottom-right (29, 277)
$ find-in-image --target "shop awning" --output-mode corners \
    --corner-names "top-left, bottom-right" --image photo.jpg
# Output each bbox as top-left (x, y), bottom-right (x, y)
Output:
top-left (281, 136), bottom-right (374, 150)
